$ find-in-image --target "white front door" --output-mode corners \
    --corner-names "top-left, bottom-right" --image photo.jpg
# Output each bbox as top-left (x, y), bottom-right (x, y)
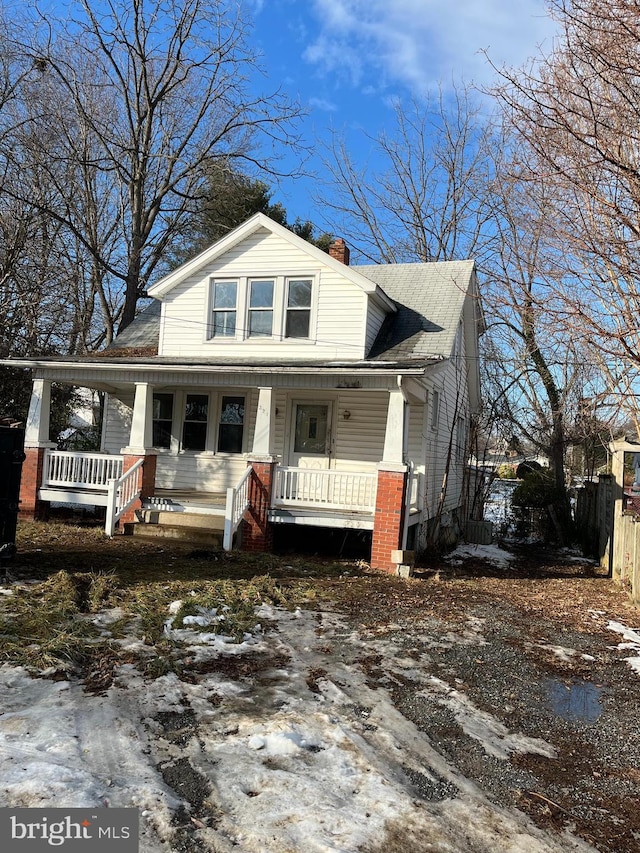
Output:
top-left (289, 402), bottom-right (332, 468)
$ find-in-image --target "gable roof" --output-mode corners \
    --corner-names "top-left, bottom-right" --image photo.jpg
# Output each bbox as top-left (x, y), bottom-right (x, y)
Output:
top-left (147, 212), bottom-right (396, 312)
top-left (359, 260), bottom-right (475, 361)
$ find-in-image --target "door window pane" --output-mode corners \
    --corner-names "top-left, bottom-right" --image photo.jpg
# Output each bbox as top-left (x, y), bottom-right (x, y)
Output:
top-left (182, 394), bottom-right (208, 451)
top-left (217, 396), bottom-right (245, 453)
top-left (152, 392), bottom-right (173, 449)
top-left (294, 404), bottom-right (328, 454)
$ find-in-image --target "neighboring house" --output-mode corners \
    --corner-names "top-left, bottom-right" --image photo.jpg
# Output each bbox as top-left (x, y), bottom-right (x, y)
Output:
top-left (4, 214), bottom-right (484, 571)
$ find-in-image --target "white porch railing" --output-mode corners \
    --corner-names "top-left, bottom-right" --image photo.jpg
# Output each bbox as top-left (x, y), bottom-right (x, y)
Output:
top-left (43, 450), bottom-right (123, 491)
top-left (223, 465), bottom-right (252, 551)
top-left (273, 466), bottom-right (377, 513)
top-left (105, 458), bottom-right (144, 537)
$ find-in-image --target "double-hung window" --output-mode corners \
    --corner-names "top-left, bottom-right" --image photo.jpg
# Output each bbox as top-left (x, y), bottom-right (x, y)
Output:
top-left (217, 396), bottom-right (245, 452)
top-left (248, 279), bottom-right (274, 337)
top-left (285, 278), bottom-right (312, 338)
top-left (152, 393), bottom-right (173, 449)
top-left (211, 281), bottom-right (237, 337)
top-left (182, 394), bottom-right (209, 451)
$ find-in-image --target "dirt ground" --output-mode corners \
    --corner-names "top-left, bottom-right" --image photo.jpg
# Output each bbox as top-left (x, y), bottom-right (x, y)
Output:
top-left (4, 526), bottom-right (640, 852)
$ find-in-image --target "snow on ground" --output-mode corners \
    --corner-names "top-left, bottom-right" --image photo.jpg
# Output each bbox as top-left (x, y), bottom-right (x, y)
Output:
top-left (0, 595), bottom-right (599, 852)
top-left (445, 542), bottom-right (515, 569)
top-left (606, 620), bottom-right (640, 675)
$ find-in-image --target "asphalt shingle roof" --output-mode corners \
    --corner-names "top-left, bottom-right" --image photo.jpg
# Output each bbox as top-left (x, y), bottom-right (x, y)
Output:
top-left (355, 260), bottom-right (474, 361)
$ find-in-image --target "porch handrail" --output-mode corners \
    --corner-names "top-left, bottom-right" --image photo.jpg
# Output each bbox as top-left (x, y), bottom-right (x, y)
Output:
top-left (223, 465), bottom-right (252, 551)
top-left (273, 466), bottom-right (377, 513)
top-left (105, 458), bottom-right (144, 537)
top-left (43, 450), bottom-right (123, 491)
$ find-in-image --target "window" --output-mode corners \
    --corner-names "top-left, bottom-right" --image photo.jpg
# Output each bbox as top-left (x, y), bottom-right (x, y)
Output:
top-left (211, 281), bottom-right (237, 337)
top-left (456, 416), bottom-right (467, 462)
top-left (182, 394), bottom-right (208, 451)
top-left (217, 396), bottom-right (245, 452)
top-left (152, 393), bottom-right (173, 449)
top-left (285, 278), bottom-right (312, 338)
top-left (293, 403), bottom-right (329, 454)
top-left (431, 390), bottom-right (440, 429)
top-left (248, 280), bottom-right (274, 337)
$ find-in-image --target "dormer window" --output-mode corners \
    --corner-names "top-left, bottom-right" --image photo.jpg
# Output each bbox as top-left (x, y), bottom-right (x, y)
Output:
top-left (207, 274), bottom-right (316, 341)
top-left (248, 279), bottom-right (274, 337)
top-left (285, 279), bottom-right (312, 338)
top-left (212, 280), bottom-right (237, 336)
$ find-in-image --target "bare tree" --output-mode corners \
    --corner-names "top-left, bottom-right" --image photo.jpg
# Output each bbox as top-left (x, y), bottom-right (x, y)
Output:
top-left (0, 0), bottom-right (303, 338)
top-left (319, 84), bottom-right (614, 537)
top-left (493, 0), bottom-right (640, 433)
top-left (318, 86), bottom-right (497, 264)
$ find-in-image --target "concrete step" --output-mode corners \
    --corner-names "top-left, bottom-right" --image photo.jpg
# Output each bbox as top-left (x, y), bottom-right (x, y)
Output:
top-left (139, 510), bottom-right (225, 530)
top-left (125, 521), bottom-right (224, 547)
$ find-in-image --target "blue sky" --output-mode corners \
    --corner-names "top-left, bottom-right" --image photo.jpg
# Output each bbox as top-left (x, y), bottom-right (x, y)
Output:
top-left (247, 0), bottom-right (557, 230)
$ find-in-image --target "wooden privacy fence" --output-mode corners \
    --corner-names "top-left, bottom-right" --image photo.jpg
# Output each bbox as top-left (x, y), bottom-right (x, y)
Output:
top-left (574, 475), bottom-right (613, 566)
top-left (609, 512), bottom-right (640, 605)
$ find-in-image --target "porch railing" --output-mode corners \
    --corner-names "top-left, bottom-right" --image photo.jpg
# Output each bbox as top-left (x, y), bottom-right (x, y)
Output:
top-left (43, 450), bottom-right (123, 491)
top-left (273, 466), bottom-right (377, 513)
top-left (105, 458), bottom-right (144, 537)
top-left (223, 465), bottom-right (252, 551)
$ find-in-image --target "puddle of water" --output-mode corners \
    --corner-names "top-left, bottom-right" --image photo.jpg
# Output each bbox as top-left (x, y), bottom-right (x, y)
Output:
top-left (546, 679), bottom-right (603, 723)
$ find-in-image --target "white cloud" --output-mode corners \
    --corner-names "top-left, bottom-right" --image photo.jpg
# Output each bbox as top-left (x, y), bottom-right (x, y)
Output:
top-left (308, 96), bottom-right (339, 111)
top-left (305, 0), bottom-right (556, 91)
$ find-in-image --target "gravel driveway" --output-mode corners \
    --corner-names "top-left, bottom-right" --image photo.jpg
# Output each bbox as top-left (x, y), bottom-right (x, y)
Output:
top-left (326, 545), bottom-right (640, 853)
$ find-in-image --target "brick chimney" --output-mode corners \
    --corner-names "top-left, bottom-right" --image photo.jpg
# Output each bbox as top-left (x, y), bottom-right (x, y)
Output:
top-left (329, 237), bottom-right (350, 265)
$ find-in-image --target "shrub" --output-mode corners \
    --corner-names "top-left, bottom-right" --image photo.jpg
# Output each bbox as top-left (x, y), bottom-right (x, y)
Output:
top-left (512, 470), bottom-right (564, 508)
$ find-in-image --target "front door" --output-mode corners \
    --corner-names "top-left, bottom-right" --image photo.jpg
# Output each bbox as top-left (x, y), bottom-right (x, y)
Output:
top-left (289, 402), bottom-right (332, 468)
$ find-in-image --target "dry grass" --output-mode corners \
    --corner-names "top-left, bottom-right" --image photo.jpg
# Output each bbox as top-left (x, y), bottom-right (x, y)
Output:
top-left (0, 521), bottom-right (359, 674)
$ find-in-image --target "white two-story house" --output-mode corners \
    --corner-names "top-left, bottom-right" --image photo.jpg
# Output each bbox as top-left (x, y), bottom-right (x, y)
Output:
top-left (8, 213), bottom-right (483, 571)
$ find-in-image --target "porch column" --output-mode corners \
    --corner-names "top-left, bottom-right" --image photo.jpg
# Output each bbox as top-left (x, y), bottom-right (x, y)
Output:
top-left (252, 387), bottom-right (276, 456)
top-left (119, 382), bottom-right (157, 528)
top-left (20, 378), bottom-right (56, 520)
top-left (243, 455), bottom-right (277, 552)
top-left (382, 387), bottom-right (408, 465)
top-left (372, 388), bottom-right (409, 572)
top-left (123, 382), bottom-right (154, 455)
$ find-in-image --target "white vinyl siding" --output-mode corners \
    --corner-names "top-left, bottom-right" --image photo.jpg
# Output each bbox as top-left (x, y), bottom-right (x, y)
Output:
top-left (101, 393), bottom-right (134, 454)
top-left (365, 299), bottom-right (388, 354)
top-left (158, 229), bottom-right (371, 359)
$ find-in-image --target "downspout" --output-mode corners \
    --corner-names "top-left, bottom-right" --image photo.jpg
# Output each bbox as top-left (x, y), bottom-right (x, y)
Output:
top-left (397, 376), bottom-right (412, 550)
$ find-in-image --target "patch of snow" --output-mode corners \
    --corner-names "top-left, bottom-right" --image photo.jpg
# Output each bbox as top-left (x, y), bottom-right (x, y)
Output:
top-left (607, 620), bottom-right (640, 675)
top-left (421, 676), bottom-right (557, 760)
top-left (446, 543), bottom-right (515, 569)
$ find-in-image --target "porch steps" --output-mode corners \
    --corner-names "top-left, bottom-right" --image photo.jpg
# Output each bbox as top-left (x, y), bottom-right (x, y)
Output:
top-left (128, 511), bottom-right (225, 547)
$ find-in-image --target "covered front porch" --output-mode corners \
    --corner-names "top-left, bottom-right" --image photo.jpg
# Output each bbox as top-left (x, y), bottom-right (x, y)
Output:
top-left (34, 446), bottom-right (423, 549)
top-left (18, 363), bottom-right (430, 571)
